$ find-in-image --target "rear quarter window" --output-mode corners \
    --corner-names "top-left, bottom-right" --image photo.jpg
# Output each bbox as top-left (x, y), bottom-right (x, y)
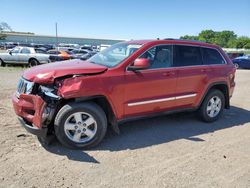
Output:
top-left (202, 48), bottom-right (226, 65)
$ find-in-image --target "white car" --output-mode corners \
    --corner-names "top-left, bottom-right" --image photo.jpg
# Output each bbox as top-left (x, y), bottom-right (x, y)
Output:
top-left (0, 46), bottom-right (50, 67)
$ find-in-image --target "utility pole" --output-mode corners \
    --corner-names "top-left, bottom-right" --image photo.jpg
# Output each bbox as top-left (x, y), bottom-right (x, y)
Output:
top-left (55, 22), bottom-right (58, 47)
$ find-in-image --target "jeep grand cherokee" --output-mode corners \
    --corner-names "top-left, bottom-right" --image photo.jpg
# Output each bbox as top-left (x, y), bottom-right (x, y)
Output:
top-left (12, 39), bottom-right (236, 149)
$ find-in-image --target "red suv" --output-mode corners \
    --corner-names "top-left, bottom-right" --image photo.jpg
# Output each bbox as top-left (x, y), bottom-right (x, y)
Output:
top-left (12, 39), bottom-right (236, 149)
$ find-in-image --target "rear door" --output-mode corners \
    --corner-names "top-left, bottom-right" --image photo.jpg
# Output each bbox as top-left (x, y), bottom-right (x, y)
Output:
top-left (173, 45), bottom-right (211, 108)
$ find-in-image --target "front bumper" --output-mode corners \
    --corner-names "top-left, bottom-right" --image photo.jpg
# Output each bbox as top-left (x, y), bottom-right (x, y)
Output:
top-left (18, 116), bottom-right (48, 137)
top-left (12, 93), bottom-right (47, 131)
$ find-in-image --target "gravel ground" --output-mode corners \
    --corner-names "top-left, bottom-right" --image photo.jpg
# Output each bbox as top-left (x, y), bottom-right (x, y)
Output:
top-left (0, 67), bottom-right (250, 188)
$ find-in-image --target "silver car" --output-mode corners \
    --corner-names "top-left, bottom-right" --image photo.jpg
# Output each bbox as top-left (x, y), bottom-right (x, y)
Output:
top-left (0, 47), bottom-right (50, 67)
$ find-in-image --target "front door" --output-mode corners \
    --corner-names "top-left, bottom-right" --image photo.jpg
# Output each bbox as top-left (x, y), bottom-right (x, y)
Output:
top-left (5, 47), bottom-right (20, 64)
top-left (124, 45), bottom-right (177, 118)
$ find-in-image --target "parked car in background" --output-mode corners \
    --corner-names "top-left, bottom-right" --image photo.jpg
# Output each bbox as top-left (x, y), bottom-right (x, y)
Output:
top-left (34, 48), bottom-right (48, 54)
top-left (80, 51), bottom-right (97, 60)
top-left (12, 39), bottom-right (236, 149)
top-left (31, 44), bottom-right (54, 51)
top-left (4, 42), bottom-right (18, 49)
top-left (0, 42), bottom-right (5, 49)
top-left (99, 44), bottom-right (111, 51)
top-left (56, 47), bottom-right (76, 52)
top-left (80, 45), bottom-right (93, 51)
top-left (0, 46), bottom-right (50, 67)
top-left (232, 55), bottom-right (250, 69)
top-left (227, 52), bottom-right (244, 60)
top-left (71, 49), bottom-right (91, 59)
top-left (48, 50), bottom-right (73, 62)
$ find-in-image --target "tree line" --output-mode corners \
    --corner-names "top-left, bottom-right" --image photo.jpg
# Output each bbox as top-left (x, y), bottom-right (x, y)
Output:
top-left (180, 30), bottom-right (250, 49)
top-left (0, 22), bottom-right (12, 40)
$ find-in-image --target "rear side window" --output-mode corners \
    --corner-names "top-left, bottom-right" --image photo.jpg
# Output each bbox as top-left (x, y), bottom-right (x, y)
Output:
top-left (174, 45), bottom-right (202, 67)
top-left (202, 48), bottom-right (226, 65)
top-left (35, 49), bottom-right (47, 54)
top-left (20, 48), bottom-right (31, 54)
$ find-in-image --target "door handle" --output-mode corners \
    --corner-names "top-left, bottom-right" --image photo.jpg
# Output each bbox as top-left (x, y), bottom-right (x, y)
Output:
top-left (162, 72), bottom-right (175, 76)
top-left (201, 69), bottom-right (211, 73)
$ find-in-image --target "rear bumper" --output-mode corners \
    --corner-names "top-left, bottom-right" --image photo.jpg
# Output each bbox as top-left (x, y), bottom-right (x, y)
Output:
top-left (18, 116), bottom-right (47, 137)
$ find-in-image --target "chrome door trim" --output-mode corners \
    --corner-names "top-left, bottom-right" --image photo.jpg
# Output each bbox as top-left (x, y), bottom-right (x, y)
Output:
top-left (128, 93), bottom-right (197, 107)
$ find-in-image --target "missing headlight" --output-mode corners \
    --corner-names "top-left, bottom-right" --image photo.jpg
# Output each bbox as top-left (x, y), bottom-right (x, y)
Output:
top-left (39, 85), bottom-right (61, 100)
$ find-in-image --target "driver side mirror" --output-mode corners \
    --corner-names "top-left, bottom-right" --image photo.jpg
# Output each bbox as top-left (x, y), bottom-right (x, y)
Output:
top-left (127, 58), bottom-right (150, 71)
top-left (9, 51), bottom-right (12, 55)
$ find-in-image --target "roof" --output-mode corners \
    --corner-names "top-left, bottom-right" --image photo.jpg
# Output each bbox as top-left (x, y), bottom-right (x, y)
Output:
top-left (125, 39), bottom-right (218, 48)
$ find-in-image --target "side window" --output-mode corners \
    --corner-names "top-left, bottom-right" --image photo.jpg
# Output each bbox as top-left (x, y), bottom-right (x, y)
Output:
top-left (139, 45), bottom-right (173, 69)
top-left (202, 48), bottom-right (226, 65)
top-left (174, 45), bottom-right (202, 67)
top-left (11, 48), bottom-right (20, 53)
top-left (20, 48), bottom-right (31, 54)
top-left (35, 49), bottom-right (47, 54)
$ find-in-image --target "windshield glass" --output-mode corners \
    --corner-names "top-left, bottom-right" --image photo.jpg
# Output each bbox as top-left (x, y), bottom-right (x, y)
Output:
top-left (88, 43), bottom-right (142, 67)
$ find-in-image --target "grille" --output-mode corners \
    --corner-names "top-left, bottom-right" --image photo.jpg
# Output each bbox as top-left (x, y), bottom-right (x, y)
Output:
top-left (16, 78), bottom-right (34, 97)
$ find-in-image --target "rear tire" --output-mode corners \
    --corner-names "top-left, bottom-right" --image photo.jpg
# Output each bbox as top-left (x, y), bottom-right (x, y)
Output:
top-left (0, 59), bottom-right (5, 67)
top-left (28, 59), bottom-right (39, 67)
top-left (198, 89), bottom-right (225, 122)
top-left (54, 102), bottom-right (107, 149)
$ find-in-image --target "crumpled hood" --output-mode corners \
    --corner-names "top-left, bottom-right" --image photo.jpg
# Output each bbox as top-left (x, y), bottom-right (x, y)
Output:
top-left (23, 59), bottom-right (107, 84)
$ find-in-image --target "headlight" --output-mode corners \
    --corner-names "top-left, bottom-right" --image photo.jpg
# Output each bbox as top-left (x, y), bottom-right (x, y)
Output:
top-left (16, 78), bottom-right (34, 97)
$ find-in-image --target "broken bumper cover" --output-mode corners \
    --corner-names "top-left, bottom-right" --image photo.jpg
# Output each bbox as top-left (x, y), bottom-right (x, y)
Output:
top-left (18, 116), bottom-right (47, 137)
top-left (12, 93), bottom-right (48, 137)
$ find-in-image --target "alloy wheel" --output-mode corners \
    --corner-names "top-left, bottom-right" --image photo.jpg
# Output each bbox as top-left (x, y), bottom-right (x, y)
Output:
top-left (206, 96), bottom-right (222, 118)
top-left (64, 112), bottom-right (97, 143)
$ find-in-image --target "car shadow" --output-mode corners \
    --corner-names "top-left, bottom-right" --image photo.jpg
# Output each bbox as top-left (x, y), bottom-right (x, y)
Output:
top-left (42, 106), bottom-right (250, 163)
top-left (41, 141), bottom-right (100, 163)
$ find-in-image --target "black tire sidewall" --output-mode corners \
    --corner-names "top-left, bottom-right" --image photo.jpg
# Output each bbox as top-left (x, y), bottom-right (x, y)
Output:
top-left (199, 90), bottom-right (225, 122)
top-left (54, 102), bottom-right (107, 149)
top-left (234, 63), bottom-right (239, 69)
top-left (0, 59), bottom-right (5, 67)
top-left (29, 59), bottom-right (39, 67)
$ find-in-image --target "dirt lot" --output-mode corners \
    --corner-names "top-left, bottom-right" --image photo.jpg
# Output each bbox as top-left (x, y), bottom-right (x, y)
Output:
top-left (0, 67), bottom-right (250, 188)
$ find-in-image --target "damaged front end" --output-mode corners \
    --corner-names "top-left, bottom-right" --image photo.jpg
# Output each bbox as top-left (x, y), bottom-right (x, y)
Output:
top-left (12, 77), bottom-right (61, 138)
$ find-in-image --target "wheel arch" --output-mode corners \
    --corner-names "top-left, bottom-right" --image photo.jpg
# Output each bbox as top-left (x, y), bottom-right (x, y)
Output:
top-left (57, 95), bottom-right (120, 134)
top-left (200, 82), bottom-right (230, 109)
top-left (28, 57), bottom-right (39, 63)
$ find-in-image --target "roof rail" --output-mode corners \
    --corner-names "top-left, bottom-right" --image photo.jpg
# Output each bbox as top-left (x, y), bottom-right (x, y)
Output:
top-left (164, 38), bottom-right (175, 40)
top-left (164, 38), bottom-right (208, 43)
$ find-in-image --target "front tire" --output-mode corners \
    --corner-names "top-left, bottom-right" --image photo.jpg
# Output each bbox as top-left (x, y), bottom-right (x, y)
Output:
top-left (198, 89), bottom-right (225, 122)
top-left (54, 102), bottom-right (107, 149)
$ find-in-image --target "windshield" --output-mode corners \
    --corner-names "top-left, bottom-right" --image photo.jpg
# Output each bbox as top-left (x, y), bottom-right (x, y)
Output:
top-left (88, 43), bottom-right (142, 67)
